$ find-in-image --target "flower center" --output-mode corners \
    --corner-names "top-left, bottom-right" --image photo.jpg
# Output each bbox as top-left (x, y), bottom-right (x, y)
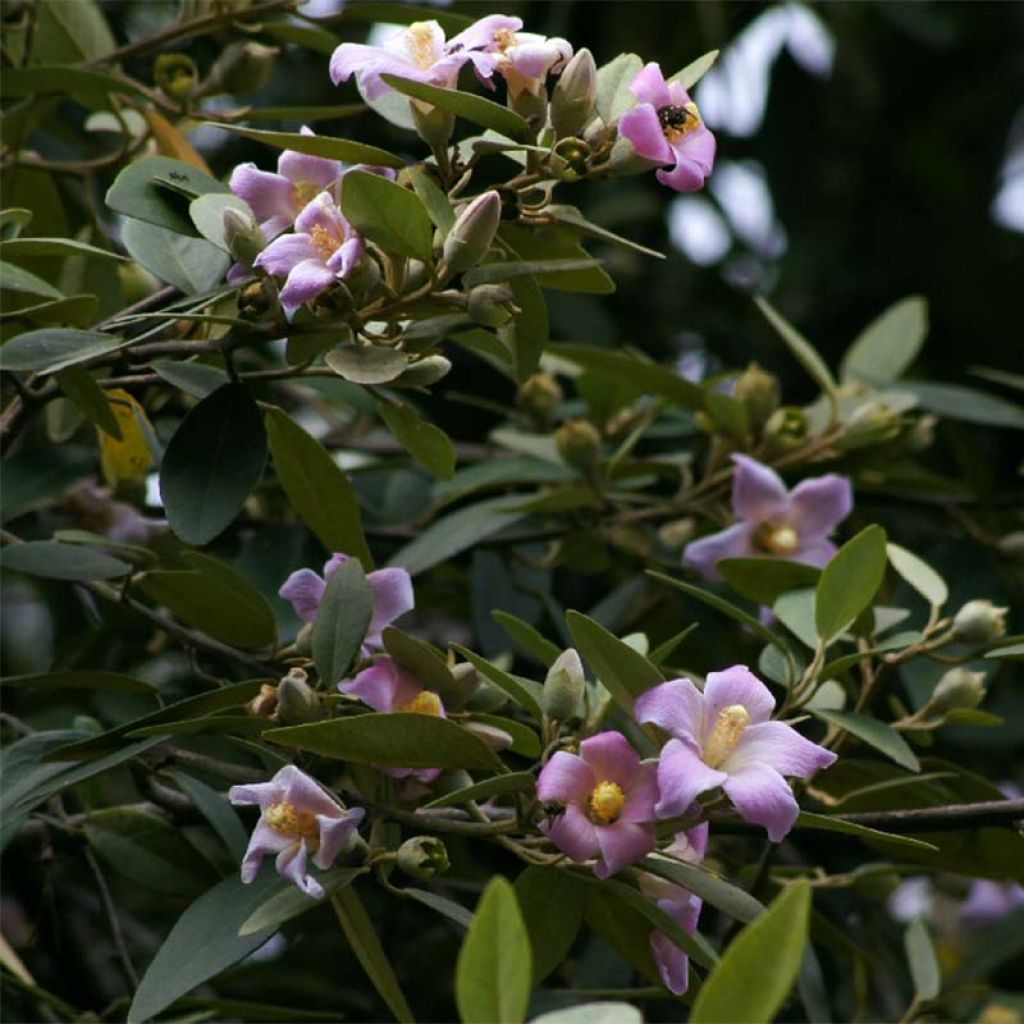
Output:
top-left (703, 704), bottom-right (751, 769)
top-left (294, 181), bottom-right (322, 207)
top-left (310, 223), bottom-right (338, 262)
top-left (408, 22), bottom-right (439, 69)
top-left (754, 522), bottom-right (801, 557)
top-left (399, 690), bottom-right (444, 716)
top-left (658, 102), bottom-right (701, 144)
top-left (493, 27), bottom-right (517, 53)
top-left (589, 780), bottom-right (626, 825)
top-left (266, 801), bottom-right (320, 843)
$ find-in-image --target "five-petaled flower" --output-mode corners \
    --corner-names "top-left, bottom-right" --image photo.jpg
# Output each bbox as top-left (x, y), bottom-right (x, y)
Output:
top-left (684, 454), bottom-right (853, 581)
top-left (536, 730), bottom-right (658, 877)
top-left (279, 554), bottom-right (414, 654)
top-left (635, 666), bottom-right (836, 841)
top-left (229, 765), bottom-right (364, 898)
top-left (618, 62), bottom-right (716, 193)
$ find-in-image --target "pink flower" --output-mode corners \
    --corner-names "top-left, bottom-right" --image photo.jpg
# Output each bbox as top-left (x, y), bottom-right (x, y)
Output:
top-left (684, 454), bottom-right (853, 581)
top-left (253, 192), bottom-right (364, 318)
top-left (618, 62), bottom-right (716, 193)
top-left (228, 765), bottom-right (364, 898)
top-left (961, 880), bottom-right (1024, 928)
top-left (229, 127), bottom-right (343, 241)
top-left (640, 822), bottom-right (709, 995)
top-left (536, 731), bottom-right (658, 878)
top-left (279, 553), bottom-right (414, 653)
top-left (635, 666), bottom-right (836, 842)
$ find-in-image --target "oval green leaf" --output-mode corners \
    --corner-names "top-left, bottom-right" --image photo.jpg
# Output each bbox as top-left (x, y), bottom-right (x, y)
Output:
top-left (815, 525), bottom-right (888, 641)
top-left (1, 540), bottom-right (130, 581)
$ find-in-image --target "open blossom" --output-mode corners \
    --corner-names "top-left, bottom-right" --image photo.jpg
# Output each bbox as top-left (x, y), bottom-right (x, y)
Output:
top-left (279, 553), bottom-right (413, 653)
top-left (640, 821), bottom-right (708, 995)
top-left (254, 192), bottom-right (363, 318)
top-left (635, 666), bottom-right (836, 842)
top-left (684, 454), bottom-right (853, 581)
top-left (228, 765), bottom-right (364, 898)
top-left (536, 731), bottom-right (658, 878)
top-left (229, 127), bottom-right (342, 240)
top-left (618, 62), bottom-right (715, 193)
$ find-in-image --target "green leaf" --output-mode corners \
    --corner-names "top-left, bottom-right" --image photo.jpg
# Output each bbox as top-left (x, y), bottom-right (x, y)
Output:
top-left (886, 542), bottom-right (948, 608)
top-left (264, 406), bottom-right (372, 570)
top-left (325, 345), bottom-right (410, 384)
top-left (404, 887), bottom-right (474, 929)
top-left (425, 771), bottom-right (534, 809)
top-left (532, 1005), bottom-right (642, 1024)
top-left (313, 556), bottom-right (373, 686)
top-left (122, 219), bottom-right (230, 294)
top-left (160, 382), bottom-right (268, 546)
top-left (267, 712), bottom-right (504, 770)
top-left (451, 645), bottom-right (543, 721)
top-left (904, 918), bottom-right (941, 1002)
top-left (138, 554), bottom-right (277, 650)
top-left (331, 885), bottom-right (414, 1023)
top-left (210, 125), bottom-right (404, 169)
top-left (189, 192), bottom-right (254, 251)
top-left (691, 881), bottom-right (811, 1024)
top-left (595, 53), bottom-right (644, 123)
top-left (566, 610), bottom-right (661, 714)
top-left (754, 296), bottom-right (838, 415)
top-left (31, 0), bottom-right (114, 63)
top-left (128, 715), bottom-right (266, 740)
top-left (0, 670), bottom-right (156, 695)
top-left (170, 771), bottom-right (248, 860)
top-left (899, 380), bottom-right (1024, 430)
top-left (815, 525), bottom-right (888, 640)
top-left (2, 65), bottom-right (146, 101)
top-left (456, 876), bottom-right (533, 1024)
top-left (0, 236), bottom-right (126, 262)
top-left (389, 496), bottom-right (525, 576)
top-left (341, 170), bottom-right (434, 262)
top-left (669, 49), bottom-right (720, 89)
top-left (795, 811), bottom-right (937, 853)
top-left (718, 558), bottom-right (820, 607)
top-left (382, 627), bottom-right (457, 695)
top-left (127, 871), bottom-right (285, 1024)
top-left (408, 166), bottom-right (456, 233)
top-left (841, 296), bottom-right (927, 384)
top-left (106, 156), bottom-right (228, 234)
top-left (0, 328), bottom-right (122, 374)
top-left (377, 400), bottom-right (455, 480)
top-left (514, 867), bottom-right (585, 984)
top-left (151, 359), bottom-right (228, 398)
top-left (491, 611), bottom-right (561, 667)
top-left (811, 709), bottom-right (920, 771)
top-left (55, 366), bottom-right (121, 438)
top-left (463, 259), bottom-right (603, 288)
top-left (0, 259), bottom-right (63, 299)
top-left (773, 587), bottom-right (818, 649)
top-left (502, 274), bottom-right (549, 382)
top-left (471, 713), bottom-right (540, 758)
top-left (639, 855), bottom-right (764, 924)
top-left (382, 74), bottom-right (530, 141)
top-left (239, 867), bottom-right (362, 936)
top-left (0, 540), bottom-right (130, 581)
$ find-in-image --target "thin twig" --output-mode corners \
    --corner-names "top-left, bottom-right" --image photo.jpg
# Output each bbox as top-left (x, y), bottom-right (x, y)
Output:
top-left (82, 845), bottom-right (139, 990)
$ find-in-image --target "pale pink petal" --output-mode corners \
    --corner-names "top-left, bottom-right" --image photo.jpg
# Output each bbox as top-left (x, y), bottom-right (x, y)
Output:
top-left (730, 454), bottom-right (789, 523)
top-left (678, 125), bottom-right (716, 175)
top-left (343, 660), bottom-right (405, 712)
top-left (365, 568), bottom-right (414, 648)
top-left (448, 14), bottom-right (522, 52)
top-left (541, 802), bottom-right (599, 863)
top-left (794, 538), bottom-right (836, 569)
top-left (702, 665), bottom-right (776, 726)
top-left (726, 720), bottom-right (837, 778)
top-left (322, 553), bottom-right (350, 577)
top-left (229, 780), bottom-right (281, 810)
top-left (594, 820), bottom-right (655, 878)
top-left (294, 192), bottom-right (342, 236)
top-left (240, 819), bottom-right (290, 882)
top-left (391, 20), bottom-right (445, 64)
top-left (278, 568), bottom-right (326, 622)
top-left (579, 731), bottom-right (641, 788)
top-left (279, 143), bottom-right (341, 193)
top-left (656, 158), bottom-right (708, 194)
top-left (276, 840), bottom-right (323, 897)
top-left (789, 474), bottom-right (853, 540)
top-left (655, 738), bottom-right (727, 818)
top-left (229, 164), bottom-right (295, 223)
top-left (634, 678), bottom-right (705, 743)
top-left (631, 62), bottom-right (672, 108)
top-left (255, 233), bottom-right (318, 277)
top-left (650, 929), bottom-right (690, 995)
top-left (536, 750), bottom-right (594, 804)
top-left (314, 807), bottom-right (364, 869)
top-left (279, 259), bottom-right (336, 317)
top-left (327, 235), bottom-right (363, 279)
top-left (722, 764), bottom-right (800, 842)
top-left (280, 765), bottom-right (344, 817)
top-left (330, 42), bottom-right (390, 85)
top-left (620, 761), bottom-right (659, 823)
top-left (684, 522), bottom-right (756, 580)
top-left (506, 40), bottom-right (570, 79)
top-left (618, 104), bottom-right (673, 164)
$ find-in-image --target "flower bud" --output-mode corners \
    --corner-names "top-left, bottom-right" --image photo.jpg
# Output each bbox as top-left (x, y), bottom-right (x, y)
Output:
top-left (551, 48), bottom-right (597, 139)
top-left (294, 621), bottom-right (315, 656)
top-left (440, 661), bottom-right (481, 709)
top-left (468, 284), bottom-right (520, 327)
top-left (542, 648), bottom-right (585, 721)
top-left (509, 86), bottom-right (548, 130)
top-left (246, 683), bottom-right (279, 720)
top-left (555, 418), bottom-right (602, 471)
top-left (927, 668), bottom-right (988, 715)
top-left (463, 721), bottom-right (514, 751)
top-left (839, 401), bottom-right (902, 450)
top-left (442, 191), bottom-right (502, 276)
top-left (952, 599), bottom-right (1008, 646)
top-left (516, 372), bottom-right (563, 423)
top-left (658, 517), bottom-right (697, 550)
top-left (396, 836), bottom-right (450, 880)
top-left (762, 405), bottom-right (809, 456)
top-left (208, 41), bottom-right (279, 95)
top-left (733, 362), bottom-right (780, 432)
top-left (154, 53), bottom-right (198, 101)
top-left (222, 206), bottom-right (264, 268)
top-left (392, 354), bottom-right (451, 389)
top-left (276, 668), bottom-right (321, 724)
top-left (412, 101), bottom-right (455, 148)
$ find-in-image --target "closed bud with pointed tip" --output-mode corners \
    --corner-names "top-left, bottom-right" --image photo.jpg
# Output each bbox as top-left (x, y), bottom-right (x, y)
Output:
top-left (468, 284), bottom-right (520, 327)
top-left (952, 600), bottom-right (1008, 646)
top-left (442, 191), bottom-right (501, 276)
top-left (555, 418), bottom-right (601, 471)
top-left (222, 206), bottom-right (265, 267)
top-left (277, 668), bottom-right (321, 724)
top-left (733, 362), bottom-right (780, 431)
top-left (551, 48), bottom-right (597, 138)
top-left (927, 667), bottom-right (987, 715)
top-left (397, 836), bottom-right (450, 879)
top-left (542, 648), bottom-right (585, 721)
top-left (516, 372), bottom-right (563, 423)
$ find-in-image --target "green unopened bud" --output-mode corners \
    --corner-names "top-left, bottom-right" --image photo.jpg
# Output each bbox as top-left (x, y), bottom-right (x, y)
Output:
top-left (442, 191), bottom-right (502, 276)
top-left (441, 661), bottom-right (481, 710)
top-left (468, 284), bottom-right (520, 327)
top-left (208, 41), bottom-right (279, 95)
top-left (396, 836), bottom-right (450, 879)
top-left (277, 668), bottom-right (320, 724)
top-left (154, 53), bottom-right (198, 101)
top-left (464, 679), bottom-right (510, 713)
top-left (294, 621), bottom-right (314, 657)
top-left (412, 102), bottom-right (455, 148)
top-left (542, 648), bottom-right (585, 721)
top-left (551, 48), bottom-right (597, 139)
top-left (246, 683), bottom-right (279, 720)
top-left (658, 517), bottom-right (697, 551)
top-left (952, 599), bottom-right (1008, 646)
top-left (762, 405), bottom-right (809, 456)
top-left (733, 362), bottom-right (780, 431)
top-left (840, 401), bottom-right (902, 450)
top-left (392, 355), bottom-right (452, 388)
top-left (509, 86), bottom-right (548, 130)
top-left (222, 206), bottom-right (264, 267)
top-left (927, 667), bottom-right (988, 715)
top-left (516, 372), bottom-right (563, 423)
top-left (555, 418), bottom-right (602, 470)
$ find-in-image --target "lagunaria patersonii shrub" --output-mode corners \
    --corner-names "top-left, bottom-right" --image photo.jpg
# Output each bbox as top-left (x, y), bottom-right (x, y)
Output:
top-left (1, 5), bottom-right (1022, 1024)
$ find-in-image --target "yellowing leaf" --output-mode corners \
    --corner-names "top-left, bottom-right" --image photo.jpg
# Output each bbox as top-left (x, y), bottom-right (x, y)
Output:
top-left (100, 389), bottom-right (154, 485)
top-left (142, 110), bottom-right (212, 175)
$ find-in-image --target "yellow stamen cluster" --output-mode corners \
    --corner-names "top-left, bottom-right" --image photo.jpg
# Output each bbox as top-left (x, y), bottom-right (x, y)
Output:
top-left (294, 180), bottom-right (322, 207)
top-left (703, 704), bottom-right (751, 769)
top-left (310, 223), bottom-right (338, 261)
top-left (400, 690), bottom-right (444, 716)
top-left (493, 28), bottom-right (517, 52)
top-left (265, 801), bottom-right (320, 843)
top-left (755, 522), bottom-right (801, 557)
top-left (408, 22), bottom-right (439, 69)
top-left (588, 780), bottom-right (626, 825)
